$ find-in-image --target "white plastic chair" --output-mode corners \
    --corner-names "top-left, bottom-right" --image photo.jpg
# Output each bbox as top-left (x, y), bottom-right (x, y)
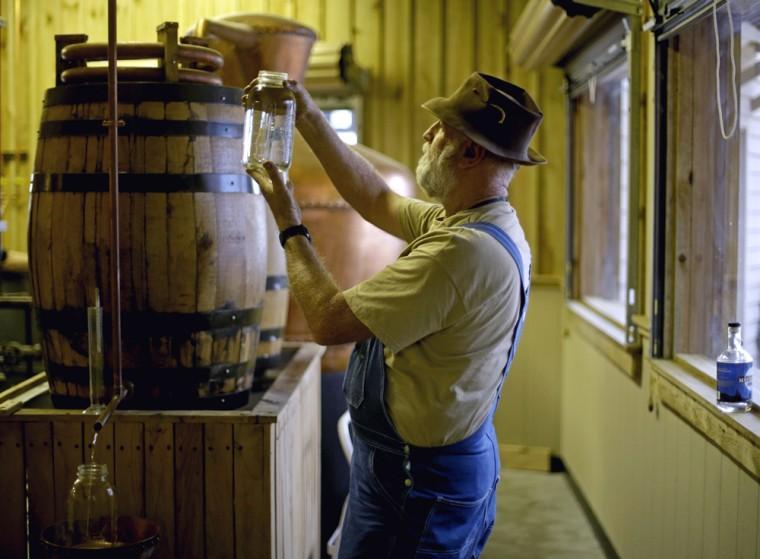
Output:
top-left (327, 410), bottom-right (353, 557)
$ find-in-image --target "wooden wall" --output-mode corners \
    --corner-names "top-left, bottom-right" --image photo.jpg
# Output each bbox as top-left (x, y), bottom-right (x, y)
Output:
top-left (0, 0), bottom-right (565, 282)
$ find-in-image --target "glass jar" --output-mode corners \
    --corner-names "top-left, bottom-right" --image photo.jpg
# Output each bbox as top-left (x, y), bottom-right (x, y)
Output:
top-left (242, 70), bottom-right (296, 175)
top-left (67, 463), bottom-right (118, 547)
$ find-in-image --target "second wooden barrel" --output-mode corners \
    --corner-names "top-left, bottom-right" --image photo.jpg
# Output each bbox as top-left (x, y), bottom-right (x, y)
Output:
top-left (29, 81), bottom-right (267, 409)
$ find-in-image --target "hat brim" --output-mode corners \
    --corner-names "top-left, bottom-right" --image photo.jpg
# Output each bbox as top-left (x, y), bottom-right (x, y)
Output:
top-left (422, 100), bottom-right (547, 166)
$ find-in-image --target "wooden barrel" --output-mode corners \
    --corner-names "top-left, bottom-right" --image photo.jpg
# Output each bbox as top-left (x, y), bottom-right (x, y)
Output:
top-left (188, 14), bottom-right (317, 377)
top-left (254, 207), bottom-right (289, 375)
top-left (29, 81), bottom-right (267, 409)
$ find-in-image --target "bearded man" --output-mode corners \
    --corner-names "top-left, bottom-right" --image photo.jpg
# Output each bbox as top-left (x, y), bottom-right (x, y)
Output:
top-left (249, 72), bottom-right (545, 559)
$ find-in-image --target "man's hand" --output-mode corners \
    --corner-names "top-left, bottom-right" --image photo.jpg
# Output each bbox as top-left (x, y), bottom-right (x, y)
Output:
top-left (248, 162), bottom-right (302, 231)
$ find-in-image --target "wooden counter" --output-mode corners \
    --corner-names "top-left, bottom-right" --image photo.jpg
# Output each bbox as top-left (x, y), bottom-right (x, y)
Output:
top-left (0, 342), bottom-right (324, 559)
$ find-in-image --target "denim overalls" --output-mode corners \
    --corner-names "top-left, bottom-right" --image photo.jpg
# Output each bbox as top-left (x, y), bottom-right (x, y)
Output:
top-left (339, 222), bottom-right (530, 559)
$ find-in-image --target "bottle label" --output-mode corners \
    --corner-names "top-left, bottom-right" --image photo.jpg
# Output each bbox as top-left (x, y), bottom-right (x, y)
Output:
top-left (717, 362), bottom-right (753, 400)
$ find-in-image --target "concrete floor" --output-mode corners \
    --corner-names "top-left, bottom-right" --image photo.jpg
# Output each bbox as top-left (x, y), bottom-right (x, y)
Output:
top-left (481, 469), bottom-right (611, 559)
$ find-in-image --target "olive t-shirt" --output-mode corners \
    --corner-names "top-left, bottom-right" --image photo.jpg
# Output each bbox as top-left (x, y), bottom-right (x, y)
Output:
top-left (343, 197), bottom-right (531, 447)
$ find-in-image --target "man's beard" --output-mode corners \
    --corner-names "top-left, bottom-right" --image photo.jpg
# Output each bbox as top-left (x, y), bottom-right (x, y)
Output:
top-left (416, 145), bottom-right (457, 201)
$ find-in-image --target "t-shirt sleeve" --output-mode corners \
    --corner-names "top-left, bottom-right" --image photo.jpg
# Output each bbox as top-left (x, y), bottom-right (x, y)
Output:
top-left (396, 197), bottom-right (444, 242)
top-left (343, 245), bottom-right (463, 353)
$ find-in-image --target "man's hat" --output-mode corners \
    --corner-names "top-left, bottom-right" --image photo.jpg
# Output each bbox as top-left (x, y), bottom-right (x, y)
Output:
top-left (422, 72), bottom-right (546, 166)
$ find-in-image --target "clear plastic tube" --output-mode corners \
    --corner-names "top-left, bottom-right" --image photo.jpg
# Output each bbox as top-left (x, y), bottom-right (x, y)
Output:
top-left (85, 289), bottom-right (104, 414)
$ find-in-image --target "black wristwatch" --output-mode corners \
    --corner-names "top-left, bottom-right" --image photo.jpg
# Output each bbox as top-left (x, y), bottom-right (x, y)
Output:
top-left (279, 224), bottom-right (312, 248)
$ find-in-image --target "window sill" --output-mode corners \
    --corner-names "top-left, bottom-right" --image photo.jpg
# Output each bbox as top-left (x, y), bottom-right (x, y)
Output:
top-left (649, 357), bottom-right (760, 480)
top-left (566, 300), bottom-right (641, 381)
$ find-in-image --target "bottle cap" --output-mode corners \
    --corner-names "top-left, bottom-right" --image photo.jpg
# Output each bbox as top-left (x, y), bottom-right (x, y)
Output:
top-left (729, 322), bottom-right (741, 328)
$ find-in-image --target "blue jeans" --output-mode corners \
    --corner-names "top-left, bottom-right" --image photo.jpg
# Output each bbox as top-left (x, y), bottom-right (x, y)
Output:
top-left (338, 426), bottom-right (500, 559)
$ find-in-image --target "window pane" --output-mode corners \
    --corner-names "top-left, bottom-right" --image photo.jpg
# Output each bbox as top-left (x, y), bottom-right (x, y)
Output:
top-left (740, 15), bottom-right (760, 362)
top-left (666, 1), bottom-right (760, 360)
top-left (572, 64), bottom-right (630, 317)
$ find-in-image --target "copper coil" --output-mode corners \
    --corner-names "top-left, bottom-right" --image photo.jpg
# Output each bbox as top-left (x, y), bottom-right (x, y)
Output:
top-left (60, 66), bottom-right (222, 85)
top-left (61, 42), bottom-right (224, 71)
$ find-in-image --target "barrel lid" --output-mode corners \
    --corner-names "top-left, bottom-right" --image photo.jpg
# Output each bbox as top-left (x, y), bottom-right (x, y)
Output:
top-left (43, 81), bottom-right (243, 107)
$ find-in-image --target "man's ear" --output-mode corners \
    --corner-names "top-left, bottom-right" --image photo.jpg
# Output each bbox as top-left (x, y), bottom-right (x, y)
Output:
top-left (460, 140), bottom-right (486, 168)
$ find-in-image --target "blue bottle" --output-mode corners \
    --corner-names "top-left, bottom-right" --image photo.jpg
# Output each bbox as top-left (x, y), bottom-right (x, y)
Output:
top-left (716, 322), bottom-right (753, 413)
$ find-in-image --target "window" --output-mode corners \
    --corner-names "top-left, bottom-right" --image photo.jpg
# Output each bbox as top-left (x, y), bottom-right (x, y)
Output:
top-left (567, 18), bottom-right (642, 339)
top-left (572, 66), bottom-right (630, 323)
top-left (655, 0), bottom-right (760, 363)
top-left (324, 108), bottom-right (359, 145)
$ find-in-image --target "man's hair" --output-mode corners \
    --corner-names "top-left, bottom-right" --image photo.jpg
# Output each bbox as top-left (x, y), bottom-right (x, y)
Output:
top-left (484, 149), bottom-right (520, 184)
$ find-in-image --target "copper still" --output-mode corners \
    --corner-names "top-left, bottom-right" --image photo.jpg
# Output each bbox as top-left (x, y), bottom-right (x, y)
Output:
top-left (189, 14), bottom-right (416, 372)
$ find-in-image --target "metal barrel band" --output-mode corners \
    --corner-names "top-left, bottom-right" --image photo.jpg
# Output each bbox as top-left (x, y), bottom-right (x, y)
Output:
top-left (31, 172), bottom-right (255, 194)
top-left (36, 305), bottom-right (263, 336)
top-left (45, 359), bottom-right (254, 385)
top-left (43, 82), bottom-right (243, 106)
top-left (39, 118), bottom-right (242, 138)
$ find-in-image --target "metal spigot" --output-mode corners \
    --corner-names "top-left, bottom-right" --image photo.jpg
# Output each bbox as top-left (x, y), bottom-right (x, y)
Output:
top-left (93, 388), bottom-right (128, 432)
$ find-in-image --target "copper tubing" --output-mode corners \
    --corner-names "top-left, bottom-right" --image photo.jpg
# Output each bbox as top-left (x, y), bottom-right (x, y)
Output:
top-left (106, 0), bottom-right (123, 397)
top-left (61, 66), bottom-right (223, 85)
top-left (61, 42), bottom-right (225, 71)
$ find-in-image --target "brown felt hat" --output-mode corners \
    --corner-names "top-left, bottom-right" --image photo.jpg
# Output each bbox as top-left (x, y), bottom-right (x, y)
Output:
top-left (422, 72), bottom-right (546, 166)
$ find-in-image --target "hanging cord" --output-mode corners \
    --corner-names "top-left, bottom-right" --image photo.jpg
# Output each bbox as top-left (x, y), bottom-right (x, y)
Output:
top-left (712, 0), bottom-right (738, 140)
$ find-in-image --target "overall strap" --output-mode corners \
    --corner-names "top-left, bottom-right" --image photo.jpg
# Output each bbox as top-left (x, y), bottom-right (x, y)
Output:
top-left (462, 222), bottom-right (530, 387)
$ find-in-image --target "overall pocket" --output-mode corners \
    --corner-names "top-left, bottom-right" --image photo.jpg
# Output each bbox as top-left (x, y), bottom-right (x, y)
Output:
top-left (342, 341), bottom-right (368, 408)
top-left (413, 490), bottom-right (492, 558)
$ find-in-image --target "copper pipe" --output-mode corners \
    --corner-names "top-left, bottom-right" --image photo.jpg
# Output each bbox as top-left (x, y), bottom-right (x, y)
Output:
top-left (106, 0), bottom-right (123, 396)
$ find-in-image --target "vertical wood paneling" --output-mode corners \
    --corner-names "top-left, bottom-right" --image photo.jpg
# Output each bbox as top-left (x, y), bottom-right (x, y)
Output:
top-left (650, 403), bottom-right (665, 557)
top-left (234, 423), bottom-right (274, 559)
top-left (443, 0), bottom-right (475, 93)
top-left (296, 0), bottom-right (324, 39)
top-left (352, 0), bottom-right (382, 149)
top-left (145, 422), bottom-right (175, 559)
top-left (175, 423), bottom-right (205, 558)
top-left (0, 422), bottom-right (26, 557)
top-left (323, 0), bottom-right (350, 44)
top-left (115, 422), bottom-right (145, 518)
top-left (25, 422), bottom-right (55, 559)
top-left (737, 467), bottom-right (759, 558)
top-left (537, 68), bottom-right (566, 276)
top-left (380, 0), bottom-right (412, 165)
top-left (88, 420), bottom-right (115, 477)
top-left (718, 453), bottom-right (740, 558)
top-left (475, 0), bottom-right (506, 77)
top-left (686, 428), bottom-right (707, 559)
top-left (53, 421), bottom-right (83, 521)
top-left (702, 438), bottom-right (722, 558)
top-left (674, 413), bottom-right (691, 559)
top-left (662, 410), bottom-right (678, 558)
top-left (205, 423), bottom-right (235, 559)
top-left (411, 0), bottom-right (444, 174)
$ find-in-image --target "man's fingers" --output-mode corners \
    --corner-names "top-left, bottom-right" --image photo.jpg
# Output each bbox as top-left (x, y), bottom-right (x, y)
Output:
top-left (263, 161), bottom-right (286, 187)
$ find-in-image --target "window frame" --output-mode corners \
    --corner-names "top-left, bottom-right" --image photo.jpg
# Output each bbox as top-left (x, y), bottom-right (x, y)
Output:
top-left (565, 15), bottom-right (645, 348)
top-left (652, 0), bottom-right (756, 360)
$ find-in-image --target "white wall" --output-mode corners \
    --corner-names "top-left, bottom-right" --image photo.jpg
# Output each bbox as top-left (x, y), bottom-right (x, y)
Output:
top-left (561, 326), bottom-right (760, 558)
top-left (496, 284), bottom-right (564, 453)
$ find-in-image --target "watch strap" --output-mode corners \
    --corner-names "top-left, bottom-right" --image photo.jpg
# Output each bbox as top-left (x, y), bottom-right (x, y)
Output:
top-left (279, 224), bottom-right (312, 248)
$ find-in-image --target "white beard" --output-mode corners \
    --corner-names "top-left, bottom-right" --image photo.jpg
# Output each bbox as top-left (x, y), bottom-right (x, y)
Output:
top-left (416, 145), bottom-right (457, 201)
